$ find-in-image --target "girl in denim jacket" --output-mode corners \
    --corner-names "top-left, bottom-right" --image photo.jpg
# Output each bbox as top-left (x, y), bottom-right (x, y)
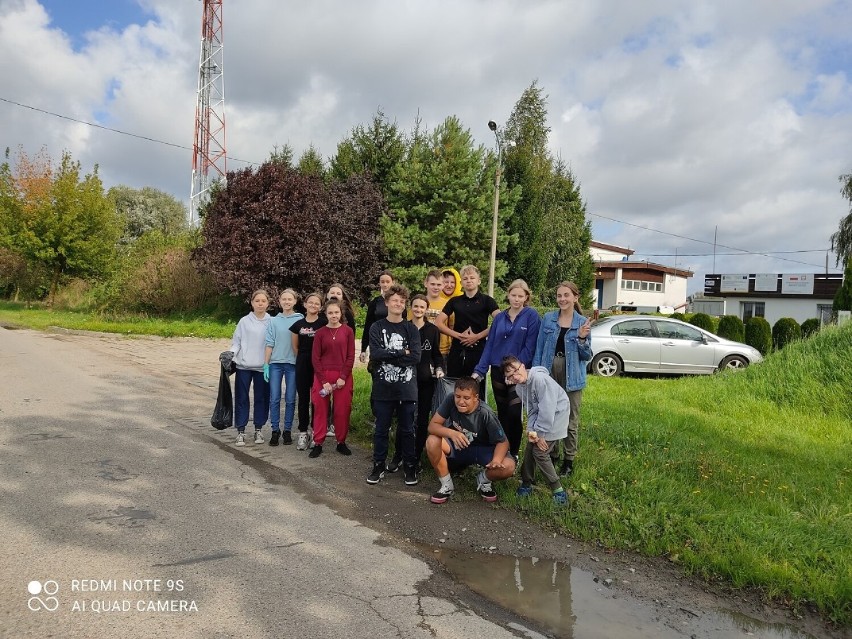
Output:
top-left (532, 281), bottom-right (592, 476)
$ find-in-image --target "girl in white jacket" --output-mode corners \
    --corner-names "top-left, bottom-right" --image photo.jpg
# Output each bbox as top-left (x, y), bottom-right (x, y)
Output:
top-left (229, 289), bottom-right (271, 446)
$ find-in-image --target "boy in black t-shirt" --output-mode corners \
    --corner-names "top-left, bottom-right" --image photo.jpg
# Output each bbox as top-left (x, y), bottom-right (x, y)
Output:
top-left (424, 377), bottom-right (516, 504)
top-left (435, 265), bottom-right (499, 399)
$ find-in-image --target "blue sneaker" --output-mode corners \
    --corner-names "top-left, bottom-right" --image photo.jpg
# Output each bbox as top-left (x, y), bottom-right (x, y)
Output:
top-left (516, 485), bottom-right (533, 497)
top-left (553, 489), bottom-right (568, 506)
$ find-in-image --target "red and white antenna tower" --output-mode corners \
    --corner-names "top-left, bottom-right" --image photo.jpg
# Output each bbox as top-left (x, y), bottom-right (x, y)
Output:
top-left (190, 0), bottom-right (226, 226)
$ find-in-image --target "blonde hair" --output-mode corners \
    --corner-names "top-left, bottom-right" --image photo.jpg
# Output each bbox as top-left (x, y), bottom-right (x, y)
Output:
top-left (506, 279), bottom-right (531, 306)
top-left (251, 289), bottom-right (270, 302)
top-left (460, 264), bottom-right (480, 278)
top-left (556, 281), bottom-right (584, 315)
top-left (279, 288), bottom-right (299, 301)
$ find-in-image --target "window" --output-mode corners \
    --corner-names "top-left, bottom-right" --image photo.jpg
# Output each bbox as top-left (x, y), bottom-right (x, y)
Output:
top-left (611, 320), bottom-right (655, 337)
top-left (655, 321), bottom-right (703, 341)
top-left (620, 279), bottom-right (662, 292)
top-left (741, 302), bottom-right (765, 322)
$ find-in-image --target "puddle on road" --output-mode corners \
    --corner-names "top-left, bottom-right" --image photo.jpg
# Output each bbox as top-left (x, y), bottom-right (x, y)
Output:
top-left (432, 549), bottom-right (815, 639)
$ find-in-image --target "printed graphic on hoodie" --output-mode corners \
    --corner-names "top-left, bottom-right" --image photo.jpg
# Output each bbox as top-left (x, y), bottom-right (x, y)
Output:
top-left (378, 327), bottom-right (414, 384)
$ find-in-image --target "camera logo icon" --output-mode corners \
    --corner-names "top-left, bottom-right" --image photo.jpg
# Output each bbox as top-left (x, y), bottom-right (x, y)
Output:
top-left (27, 580), bottom-right (59, 612)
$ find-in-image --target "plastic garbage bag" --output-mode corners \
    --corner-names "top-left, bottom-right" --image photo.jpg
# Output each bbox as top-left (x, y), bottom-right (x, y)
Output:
top-left (211, 363), bottom-right (234, 430)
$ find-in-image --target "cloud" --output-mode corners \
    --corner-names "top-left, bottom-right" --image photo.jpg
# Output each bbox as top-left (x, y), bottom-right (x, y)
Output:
top-left (1, 0), bottom-right (850, 292)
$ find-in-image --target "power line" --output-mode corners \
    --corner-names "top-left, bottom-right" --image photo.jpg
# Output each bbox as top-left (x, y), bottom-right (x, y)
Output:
top-left (633, 249), bottom-right (829, 257)
top-left (589, 211), bottom-right (828, 269)
top-left (0, 96), bottom-right (258, 167)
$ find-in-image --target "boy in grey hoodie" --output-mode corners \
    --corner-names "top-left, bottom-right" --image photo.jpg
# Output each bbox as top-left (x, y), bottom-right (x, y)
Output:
top-left (501, 355), bottom-right (569, 505)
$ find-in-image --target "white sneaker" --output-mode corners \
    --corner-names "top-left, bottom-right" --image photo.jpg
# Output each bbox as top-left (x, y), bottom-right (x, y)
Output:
top-left (326, 424), bottom-right (335, 440)
top-left (254, 430), bottom-right (264, 444)
top-left (307, 429), bottom-right (315, 449)
top-left (235, 432), bottom-right (245, 446)
top-left (296, 433), bottom-right (308, 450)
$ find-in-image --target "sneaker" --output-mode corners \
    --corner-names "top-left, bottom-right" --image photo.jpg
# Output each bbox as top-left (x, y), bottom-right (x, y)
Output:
top-left (478, 479), bottom-right (498, 503)
top-left (366, 463), bottom-right (385, 484)
top-left (430, 484), bottom-right (454, 504)
top-left (296, 433), bottom-right (308, 450)
top-left (281, 431), bottom-right (292, 445)
top-left (404, 464), bottom-right (419, 486)
top-left (307, 429), bottom-right (315, 449)
top-left (269, 431), bottom-right (280, 446)
top-left (235, 432), bottom-right (245, 446)
top-left (559, 459), bottom-right (574, 477)
top-left (253, 430), bottom-right (264, 444)
top-left (326, 424), bottom-right (335, 440)
top-left (308, 445), bottom-right (322, 458)
top-left (516, 485), bottom-right (533, 497)
top-left (385, 456), bottom-right (402, 473)
top-left (336, 442), bottom-right (352, 456)
top-left (553, 489), bottom-right (568, 506)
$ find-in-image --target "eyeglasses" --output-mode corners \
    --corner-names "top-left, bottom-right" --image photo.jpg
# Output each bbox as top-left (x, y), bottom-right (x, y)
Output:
top-left (504, 364), bottom-right (523, 381)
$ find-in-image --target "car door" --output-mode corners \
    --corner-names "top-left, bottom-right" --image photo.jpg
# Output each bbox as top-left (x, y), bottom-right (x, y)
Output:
top-left (653, 320), bottom-right (716, 374)
top-left (609, 319), bottom-right (660, 372)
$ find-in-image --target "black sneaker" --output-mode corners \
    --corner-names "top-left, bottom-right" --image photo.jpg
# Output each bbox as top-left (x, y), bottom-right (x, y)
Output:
top-left (403, 464), bottom-right (418, 486)
top-left (385, 456), bottom-right (402, 473)
top-left (430, 485), bottom-right (454, 504)
top-left (336, 442), bottom-right (352, 456)
top-left (366, 462), bottom-right (385, 484)
top-left (308, 445), bottom-right (322, 458)
top-left (559, 459), bottom-right (574, 476)
top-left (269, 431), bottom-right (280, 446)
top-left (281, 430), bottom-right (292, 445)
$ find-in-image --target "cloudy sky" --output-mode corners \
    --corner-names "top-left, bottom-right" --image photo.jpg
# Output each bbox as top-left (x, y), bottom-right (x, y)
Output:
top-left (2, 0), bottom-right (850, 292)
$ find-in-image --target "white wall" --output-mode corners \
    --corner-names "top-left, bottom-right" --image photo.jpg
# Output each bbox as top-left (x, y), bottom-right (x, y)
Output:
top-left (590, 246), bottom-right (630, 261)
top-left (602, 271), bottom-right (688, 310)
top-left (722, 297), bottom-right (831, 325)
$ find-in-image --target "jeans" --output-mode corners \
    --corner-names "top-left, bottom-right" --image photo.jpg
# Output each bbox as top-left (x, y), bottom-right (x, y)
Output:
top-left (234, 368), bottom-right (269, 431)
top-left (373, 399), bottom-right (416, 465)
top-left (268, 362), bottom-right (296, 431)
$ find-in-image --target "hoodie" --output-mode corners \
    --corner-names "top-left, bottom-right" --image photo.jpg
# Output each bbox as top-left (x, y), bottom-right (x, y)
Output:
top-left (437, 266), bottom-right (462, 356)
top-left (514, 366), bottom-right (570, 441)
top-left (230, 312), bottom-right (271, 371)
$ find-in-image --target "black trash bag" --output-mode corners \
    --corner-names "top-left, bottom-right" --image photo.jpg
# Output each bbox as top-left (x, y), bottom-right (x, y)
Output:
top-left (211, 363), bottom-right (234, 430)
top-left (431, 376), bottom-right (457, 414)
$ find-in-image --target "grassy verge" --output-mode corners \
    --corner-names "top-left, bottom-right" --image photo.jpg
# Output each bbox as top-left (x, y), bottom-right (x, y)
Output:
top-left (2, 302), bottom-right (849, 624)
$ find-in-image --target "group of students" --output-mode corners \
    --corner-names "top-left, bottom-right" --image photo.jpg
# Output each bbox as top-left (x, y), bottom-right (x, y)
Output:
top-left (220, 265), bottom-right (593, 505)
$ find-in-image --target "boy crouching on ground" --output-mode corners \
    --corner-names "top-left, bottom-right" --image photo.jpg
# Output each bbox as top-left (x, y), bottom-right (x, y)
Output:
top-left (501, 355), bottom-right (569, 505)
top-left (424, 376), bottom-right (515, 504)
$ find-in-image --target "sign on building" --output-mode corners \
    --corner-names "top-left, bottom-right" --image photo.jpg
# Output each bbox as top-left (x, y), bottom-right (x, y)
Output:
top-left (781, 273), bottom-right (814, 295)
top-left (720, 274), bottom-right (749, 293)
top-left (754, 273), bottom-right (778, 292)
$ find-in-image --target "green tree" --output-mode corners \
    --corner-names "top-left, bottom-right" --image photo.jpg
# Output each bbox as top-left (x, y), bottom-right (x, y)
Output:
top-left (717, 315), bottom-right (745, 342)
top-left (328, 109), bottom-right (406, 198)
top-left (832, 257), bottom-right (852, 312)
top-left (503, 81), bottom-right (552, 291)
top-left (108, 185), bottom-right (188, 243)
top-left (830, 173), bottom-right (852, 266)
top-left (688, 312), bottom-right (715, 332)
top-left (502, 81), bottom-right (594, 297)
top-left (268, 144), bottom-right (294, 167)
top-left (297, 145), bottom-right (326, 178)
top-left (0, 148), bottom-right (120, 301)
top-left (383, 115), bottom-right (519, 290)
top-left (772, 317), bottom-right (802, 350)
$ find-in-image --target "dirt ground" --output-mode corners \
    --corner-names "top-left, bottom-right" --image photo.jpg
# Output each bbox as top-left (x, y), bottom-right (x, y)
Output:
top-left (36, 328), bottom-right (850, 638)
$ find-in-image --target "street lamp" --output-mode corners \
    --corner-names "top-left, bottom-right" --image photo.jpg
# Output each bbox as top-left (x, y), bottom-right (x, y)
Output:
top-left (487, 120), bottom-right (502, 297)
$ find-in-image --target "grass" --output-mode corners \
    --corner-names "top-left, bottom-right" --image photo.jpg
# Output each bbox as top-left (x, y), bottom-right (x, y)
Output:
top-left (2, 300), bottom-right (850, 625)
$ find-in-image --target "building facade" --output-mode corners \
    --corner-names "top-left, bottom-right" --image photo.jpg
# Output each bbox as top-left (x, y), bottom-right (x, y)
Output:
top-left (703, 273), bottom-right (842, 325)
top-left (590, 241), bottom-right (692, 312)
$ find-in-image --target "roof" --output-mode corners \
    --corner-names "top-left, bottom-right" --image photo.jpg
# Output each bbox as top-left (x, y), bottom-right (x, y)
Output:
top-left (595, 260), bottom-right (694, 278)
top-left (590, 240), bottom-right (634, 256)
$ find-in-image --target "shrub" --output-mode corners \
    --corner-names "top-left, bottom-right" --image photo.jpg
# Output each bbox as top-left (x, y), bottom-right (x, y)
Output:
top-left (801, 318), bottom-right (821, 338)
top-left (670, 312), bottom-right (686, 322)
top-left (772, 317), bottom-right (802, 350)
top-left (744, 317), bottom-right (772, 355)
top-left (688, 312), bottom-right (715, 333)
top-left (716, 315), bottom-right (745, 342)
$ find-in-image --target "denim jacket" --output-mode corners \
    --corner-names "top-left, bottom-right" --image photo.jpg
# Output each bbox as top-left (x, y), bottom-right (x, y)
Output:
top-left (532, 310), bottom-right (592, 392)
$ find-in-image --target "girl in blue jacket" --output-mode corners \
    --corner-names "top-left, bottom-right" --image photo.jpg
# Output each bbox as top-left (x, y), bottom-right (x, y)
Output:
top-left (473, 279), bottom-right (540, 457)
top-left (532, 281), bottom-right (592, 475)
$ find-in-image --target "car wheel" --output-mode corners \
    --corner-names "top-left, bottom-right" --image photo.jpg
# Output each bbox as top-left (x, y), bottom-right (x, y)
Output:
top-left (718, 355), bottom-right (748, 372)
top-left (591, 352), bottom-right (623, 377)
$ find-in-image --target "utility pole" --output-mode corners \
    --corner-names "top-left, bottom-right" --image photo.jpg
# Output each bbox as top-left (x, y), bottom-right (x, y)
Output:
top-left (190, 0), bottom-right (226, 227)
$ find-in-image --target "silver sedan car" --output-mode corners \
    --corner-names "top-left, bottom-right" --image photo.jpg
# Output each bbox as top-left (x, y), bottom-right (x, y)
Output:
top-left (588, 315), bottom-right (763, 377)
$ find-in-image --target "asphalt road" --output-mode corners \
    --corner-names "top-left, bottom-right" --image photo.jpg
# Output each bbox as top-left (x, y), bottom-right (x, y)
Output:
top-left (0, 327), bottom-right (528, 639)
